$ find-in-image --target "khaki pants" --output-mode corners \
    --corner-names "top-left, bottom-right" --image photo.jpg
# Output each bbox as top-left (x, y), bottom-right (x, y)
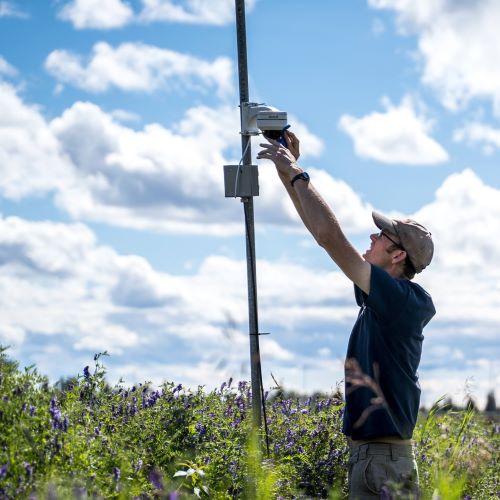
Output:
top-left (348, 442), bottom-right (419, 499)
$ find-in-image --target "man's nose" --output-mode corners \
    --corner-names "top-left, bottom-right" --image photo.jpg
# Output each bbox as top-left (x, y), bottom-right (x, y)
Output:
top-left (370, 233), bottom-right (378, 242)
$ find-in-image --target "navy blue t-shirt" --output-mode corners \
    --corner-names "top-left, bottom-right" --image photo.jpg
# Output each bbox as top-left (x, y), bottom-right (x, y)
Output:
top-left (342, 264), bottom-right (435, 440)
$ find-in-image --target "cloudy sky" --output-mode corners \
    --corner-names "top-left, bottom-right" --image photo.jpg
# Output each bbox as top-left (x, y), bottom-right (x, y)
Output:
top-left (1, 0), bottom-right (499, 408)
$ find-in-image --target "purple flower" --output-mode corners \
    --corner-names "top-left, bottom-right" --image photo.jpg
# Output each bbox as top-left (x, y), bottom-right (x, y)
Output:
top-left (23, 462), bottom-right (33, 480)
top-left (195, 421), bottom-right (207, 439)
top-left (49, 398), bottom-right (62, 429)
top-left (168, 492), bottom-right (178, 500)
top-left (0, 464), bottom-right (7, 479)
top-left (173, 384), bottom-right (182, 394)
top-left (112, 467), bottom-right (120, 481)
top-left (220, 382), bottom-right (226, 393)
top-left (63, 416), bottom-right (69, 432)
top-left (83, 366), bottom-right (91, 380)
top-left (133, 459), bottom-right (143, 472)
top-left (149, 468), bottom-right (164, 491)
top-left (29, 406), bottom-right (36, 417)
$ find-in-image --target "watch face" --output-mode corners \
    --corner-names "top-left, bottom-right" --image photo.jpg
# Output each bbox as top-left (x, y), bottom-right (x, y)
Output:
top-left (302, 172), bottom-right (310, 181)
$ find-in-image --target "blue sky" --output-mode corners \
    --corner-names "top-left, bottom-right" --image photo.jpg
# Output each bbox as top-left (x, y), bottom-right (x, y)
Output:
top-left (1, 0), bottom-right (499, 408)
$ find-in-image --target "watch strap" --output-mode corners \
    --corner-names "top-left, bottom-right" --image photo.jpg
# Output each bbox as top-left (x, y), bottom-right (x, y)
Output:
top-left (291, 172), bottom-right (310, 187)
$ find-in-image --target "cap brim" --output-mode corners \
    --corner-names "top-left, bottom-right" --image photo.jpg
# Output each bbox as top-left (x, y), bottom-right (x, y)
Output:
top-left (372, 211), bottom-right (397, 234)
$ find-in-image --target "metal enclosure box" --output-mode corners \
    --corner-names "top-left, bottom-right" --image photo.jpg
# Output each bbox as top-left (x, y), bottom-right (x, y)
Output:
top-left (224, 164), bottom-right (259, 197)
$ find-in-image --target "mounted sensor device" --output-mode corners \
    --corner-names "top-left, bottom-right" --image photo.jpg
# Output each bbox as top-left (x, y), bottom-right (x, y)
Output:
top-left (224, 103), bottom-right (289, 198)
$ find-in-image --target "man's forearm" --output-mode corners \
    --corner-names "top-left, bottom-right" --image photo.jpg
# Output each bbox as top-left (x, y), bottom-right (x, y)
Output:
top-left (284, 171), bottom-right (365, 282)
top-left (277, 169), bottom-right (315, 235)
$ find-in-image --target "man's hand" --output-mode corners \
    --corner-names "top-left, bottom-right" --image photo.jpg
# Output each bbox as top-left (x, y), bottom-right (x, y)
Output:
top-left (257, 138), bottom-right (302, 180)
top-left (284, 130), bottom-right (300, 160)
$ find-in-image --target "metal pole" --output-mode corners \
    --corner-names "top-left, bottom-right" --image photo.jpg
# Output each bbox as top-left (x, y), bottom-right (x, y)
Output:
top-left (234, 0), bottom-right (262, 429)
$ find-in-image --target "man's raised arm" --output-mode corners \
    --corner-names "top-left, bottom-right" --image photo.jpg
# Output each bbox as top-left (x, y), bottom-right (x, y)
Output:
top-left (257, 135), bottom-right (371, 293)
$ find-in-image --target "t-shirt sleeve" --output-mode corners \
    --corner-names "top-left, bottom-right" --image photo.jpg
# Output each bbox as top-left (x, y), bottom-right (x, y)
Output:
top-left (365, 264), bottom-right (410, 323)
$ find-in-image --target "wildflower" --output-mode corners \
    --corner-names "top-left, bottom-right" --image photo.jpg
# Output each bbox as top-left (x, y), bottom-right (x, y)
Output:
top-left (149, 468), bottom-right (164, 491)
top-left (49, 398), bottom-right (62, 429)
top-left (22, 462), bottom-right (33, 480)
top-left (220, 382), bottom-right (226, 393)
top-left (83, 366), bottom-right (91, 380)
top-left (133, 459), bottom-right (143, 472)
top-left (0, 464), bottom-right (7, 479)
top-left (195, 421), bottom-right (207, 439)
top-left (29, 405), bottom-right (36, 416)
top-left (63, 416), bottom-right (69, 432)
top-left (173, 384), bottom-right (182, 394)
top-left (228, 377), bottom-right (233, 388)
top-left (112, 467), bottom-right (120, 481)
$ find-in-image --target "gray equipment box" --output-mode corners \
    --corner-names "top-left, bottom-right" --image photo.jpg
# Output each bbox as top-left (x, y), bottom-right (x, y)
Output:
top-left (224, 164), bottom-right (259, 197)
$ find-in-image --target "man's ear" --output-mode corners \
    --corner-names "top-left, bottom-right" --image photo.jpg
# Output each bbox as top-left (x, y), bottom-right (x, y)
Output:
top-left (392, 250), bottom-right (407, 265)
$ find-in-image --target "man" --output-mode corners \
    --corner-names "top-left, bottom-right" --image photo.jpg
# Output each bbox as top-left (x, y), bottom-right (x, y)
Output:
top-left (257, 131), bottom-right (435, 499)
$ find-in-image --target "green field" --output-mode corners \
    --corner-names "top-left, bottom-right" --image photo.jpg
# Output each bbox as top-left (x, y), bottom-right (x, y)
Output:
top-left (1, 347), bottom-right (498, 499)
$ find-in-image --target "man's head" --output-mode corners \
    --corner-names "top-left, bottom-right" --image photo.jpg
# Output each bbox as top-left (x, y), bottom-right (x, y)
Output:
top-left (370, 211), bottom-right (433, 277)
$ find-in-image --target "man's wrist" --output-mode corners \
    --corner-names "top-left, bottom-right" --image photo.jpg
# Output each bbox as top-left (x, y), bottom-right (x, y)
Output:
top-left (287, 164), bottom-right (303, 182)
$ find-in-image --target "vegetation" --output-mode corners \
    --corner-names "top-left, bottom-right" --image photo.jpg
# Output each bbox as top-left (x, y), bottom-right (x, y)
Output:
top-left (0, 346), bottom-right (498, 499)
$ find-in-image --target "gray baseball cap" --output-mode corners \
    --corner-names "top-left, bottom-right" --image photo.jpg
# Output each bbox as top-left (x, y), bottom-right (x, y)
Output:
top-left (372, 211), bottom-right (434, 273)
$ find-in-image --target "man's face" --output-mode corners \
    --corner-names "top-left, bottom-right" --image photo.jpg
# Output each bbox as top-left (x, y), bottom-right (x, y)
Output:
top-left (363, 231), bottom-right (401, 267)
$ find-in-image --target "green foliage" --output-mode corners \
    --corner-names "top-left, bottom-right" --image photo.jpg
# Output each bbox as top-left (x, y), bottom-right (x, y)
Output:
top-left (1, 347), bottom-right (499, 499)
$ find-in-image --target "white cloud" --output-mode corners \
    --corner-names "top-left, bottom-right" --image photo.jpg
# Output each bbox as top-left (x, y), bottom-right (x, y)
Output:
top-left (453, 122), bottom-right (500, 155)
top-left (56, 0), bottom-right (259, 28)
top-left (0, 83), bottom-right (336, 235)
top-left (0, 56), bottom-right (17, 77)
top-left (0, 81), bottom-right (73, 199)
top-left (368, 0), bottom-right (500, 115)
top-left (48, 100), bottom-right (333, 235)
top-left (2, 162), bottom-right (500, 402)
top-left (138, 0), bottom-right (257, 26)
top-left (338, 95), bottom-right (449, 165)
top-left (411, 169), bottom-right (500, 330)
top-left (45, 42), bottom-right (234, 98)
top-left (0, 1), bottom-right (28, 18)
top-left (58, 0), bottom-right (134, 29)
top-left (0, 216), bottom-right (340, 387)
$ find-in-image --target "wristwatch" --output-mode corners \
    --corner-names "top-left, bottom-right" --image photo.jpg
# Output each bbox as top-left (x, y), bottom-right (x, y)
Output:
top-left (291, 171), bottom-right (310, 187)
